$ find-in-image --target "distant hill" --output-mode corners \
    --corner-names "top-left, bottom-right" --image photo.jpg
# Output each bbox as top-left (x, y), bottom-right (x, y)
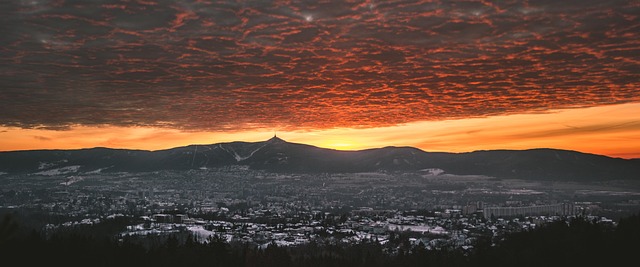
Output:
top-left (1, 136), bottom-right (638, 181)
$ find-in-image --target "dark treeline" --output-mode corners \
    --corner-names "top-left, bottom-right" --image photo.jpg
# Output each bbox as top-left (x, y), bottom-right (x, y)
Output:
top-left (0, 212), bottom-right (639, 267)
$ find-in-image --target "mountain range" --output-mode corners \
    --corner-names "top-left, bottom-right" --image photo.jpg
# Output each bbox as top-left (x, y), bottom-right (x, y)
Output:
top-left (1, 136), bottom-right (638, 181)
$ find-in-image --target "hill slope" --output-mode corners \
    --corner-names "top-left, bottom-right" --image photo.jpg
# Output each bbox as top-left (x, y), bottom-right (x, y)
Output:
top-left (1, 137), bottom-right (638, 181)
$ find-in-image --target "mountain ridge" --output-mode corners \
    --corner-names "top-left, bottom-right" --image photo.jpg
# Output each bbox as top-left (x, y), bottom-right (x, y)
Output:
top-left (1, 137), bottom-right (638, 181)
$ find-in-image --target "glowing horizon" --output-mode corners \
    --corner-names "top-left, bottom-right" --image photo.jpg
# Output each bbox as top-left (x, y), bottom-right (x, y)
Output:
top-left (2, 103), bottom-right (639, 159)
top-left (1, 1), bottom-right (638, 159)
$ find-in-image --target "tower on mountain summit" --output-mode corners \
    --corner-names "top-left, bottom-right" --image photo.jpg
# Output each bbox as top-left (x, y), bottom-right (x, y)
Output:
top-left (268, 132), bottom-right (285, 143)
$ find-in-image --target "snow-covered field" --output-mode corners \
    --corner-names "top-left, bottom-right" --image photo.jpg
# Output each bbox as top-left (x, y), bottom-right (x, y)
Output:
top-left (34, 165), bottom-right (81, 176)
top-left (388, 224), bottom-right (448, 235)
top-left (60, 176), bottom-right (85, 186)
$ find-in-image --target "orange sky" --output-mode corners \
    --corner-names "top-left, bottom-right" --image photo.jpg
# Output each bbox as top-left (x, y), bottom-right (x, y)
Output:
top-left (2, 102), bottom-right (639, 159)
top-left (1, 1), bottom-right (639, 159)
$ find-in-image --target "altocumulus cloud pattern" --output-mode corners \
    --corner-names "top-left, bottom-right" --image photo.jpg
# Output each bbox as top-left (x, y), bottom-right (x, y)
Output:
top-left (1, 0), bottom-right (638, 130)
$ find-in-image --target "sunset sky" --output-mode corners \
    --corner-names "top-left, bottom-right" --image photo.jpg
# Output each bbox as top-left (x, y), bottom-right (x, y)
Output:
top-left (1, 0), bottom-right (638, 158)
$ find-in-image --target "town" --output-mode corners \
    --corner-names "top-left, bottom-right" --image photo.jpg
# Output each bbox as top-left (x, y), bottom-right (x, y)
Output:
top-left (1, 166), bottom-right (637, 252)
